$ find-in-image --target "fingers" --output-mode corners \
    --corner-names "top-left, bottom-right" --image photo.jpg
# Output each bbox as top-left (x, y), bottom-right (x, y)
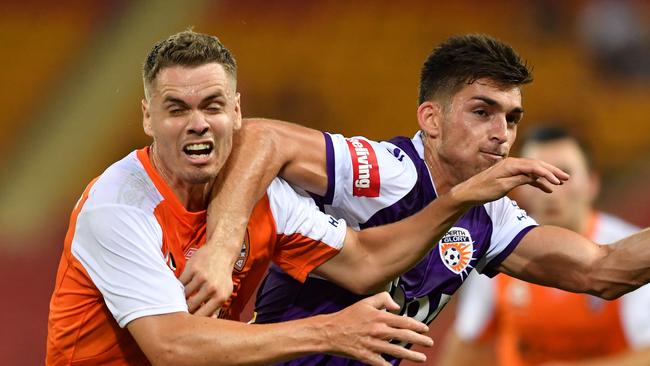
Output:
top-left (368, 341), bottom-right (429, 364)
top-left (186, 283), bottom-right (212, 313)
top-left (362, 292), bottom-right (400, 312)
top-left (183, 274), bottom-right (202, 298)
top-left (514, 158), bottom-right (569, 185)
top-left (178, 265), bottom-right (193, 286)
top-left (381, 327), bottom-right (433, 347)
top-left (193, 297), bottom-right (222, 317)
top-left (382, 311), bottom-right (429, 334)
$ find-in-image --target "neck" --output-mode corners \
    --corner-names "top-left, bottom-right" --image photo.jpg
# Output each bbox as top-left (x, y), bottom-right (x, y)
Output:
top-left (150, 146), bottom-right (211, 212)
top-left (422, 136), bottom-right (457, 195)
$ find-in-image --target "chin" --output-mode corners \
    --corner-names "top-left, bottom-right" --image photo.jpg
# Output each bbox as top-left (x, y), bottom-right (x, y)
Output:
top-left (184, 169), bottom-right (218, 185)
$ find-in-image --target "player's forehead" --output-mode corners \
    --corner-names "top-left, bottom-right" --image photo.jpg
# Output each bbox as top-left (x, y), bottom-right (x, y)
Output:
top-left (451, 77), bottom-right (523, 110)
top-left (151, 63), bottom-right (235, 101)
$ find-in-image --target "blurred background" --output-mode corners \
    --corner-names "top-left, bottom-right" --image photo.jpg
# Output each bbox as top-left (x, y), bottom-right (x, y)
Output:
top-left (2, 0), bottom-right (650, 364)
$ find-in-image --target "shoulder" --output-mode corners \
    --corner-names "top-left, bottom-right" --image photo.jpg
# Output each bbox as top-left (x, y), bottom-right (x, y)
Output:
top-left (482, 196), bottom-right (533, 225)
top-left (84, 150), bottom-right (163, 214)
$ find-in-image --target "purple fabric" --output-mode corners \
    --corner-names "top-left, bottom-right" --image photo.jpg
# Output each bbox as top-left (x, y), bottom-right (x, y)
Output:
top-left (255, 135), bottom-right (527, 366)
top-left (482, 224), bottom-right (536, 277)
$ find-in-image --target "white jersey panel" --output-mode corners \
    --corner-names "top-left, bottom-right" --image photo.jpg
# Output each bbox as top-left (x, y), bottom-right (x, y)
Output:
top-left (71, 151), bottom-right (187, 328)
top-left (455, 271), bottom-right (497, 341)
top-left (268, 177), bottom-right (346, 251)
top-left (475, 198), bottom-right (537, 273)
top-left (326, 133), bottom-right (418, 228)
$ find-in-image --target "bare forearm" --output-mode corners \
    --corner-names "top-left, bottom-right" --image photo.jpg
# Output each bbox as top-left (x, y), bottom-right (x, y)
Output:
top-left (206, 118), bottom-right (328, 251)
top-left (206, 120), bottom-right (282, 255)
top-left (324, 189), bottom-right (470, 293)
top-left (591, 227), bottom-right (650, 299)
top-left (497, 226), bottom-right (650, 300)
top-left (134, 313), bottom-right (329, 366)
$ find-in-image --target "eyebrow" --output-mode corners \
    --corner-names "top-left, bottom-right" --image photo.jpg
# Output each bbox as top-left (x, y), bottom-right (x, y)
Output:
top-left (471, 95), bottom-right (524, 114)
top-left (163, 93), bottom-right (225, 108)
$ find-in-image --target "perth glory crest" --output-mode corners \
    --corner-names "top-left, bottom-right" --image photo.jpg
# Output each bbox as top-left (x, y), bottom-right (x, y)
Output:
top-left (439, 227), bottom-right (475, 278)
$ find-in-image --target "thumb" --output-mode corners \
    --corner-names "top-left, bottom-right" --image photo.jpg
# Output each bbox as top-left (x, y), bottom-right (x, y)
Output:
top-left (363, 291), bottom-right (400, 311)
top-left (178, 264), bottom-right (193, 285)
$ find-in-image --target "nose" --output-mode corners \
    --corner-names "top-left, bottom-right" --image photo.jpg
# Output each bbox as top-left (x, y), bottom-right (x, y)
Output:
top-left (490, 116), bottom-right (508, 144)
top-left (187, 110), bottom-right (210, 136)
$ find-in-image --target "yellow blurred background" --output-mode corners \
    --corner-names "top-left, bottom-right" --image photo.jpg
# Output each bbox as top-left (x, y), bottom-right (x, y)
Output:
top-left (2, 0), bottom-right (650, 364)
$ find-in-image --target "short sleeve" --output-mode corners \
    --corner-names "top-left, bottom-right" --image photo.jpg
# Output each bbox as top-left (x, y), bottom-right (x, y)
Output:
top-left (72, 205), bottom-right (188, 327)
top-left (267, 178), bottom-right (347, 282)
top-left (323, 133), bottom-right (418, 227)
top-left (476, 198), bottom-right (537, 276)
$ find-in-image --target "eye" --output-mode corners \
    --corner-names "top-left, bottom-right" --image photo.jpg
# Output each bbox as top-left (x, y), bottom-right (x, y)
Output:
top-left (506, 114), bottom-right (522, 125)
top-left (473, 109), bottom-right (489, 118)
top-left (169, 108), bottom-right (187, 116)
top-left (203, 102), bottom-right (224, 114)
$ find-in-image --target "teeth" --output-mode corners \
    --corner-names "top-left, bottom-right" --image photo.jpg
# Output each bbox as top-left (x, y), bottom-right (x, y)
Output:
top-left (185, 143), bottom-right (211, 151)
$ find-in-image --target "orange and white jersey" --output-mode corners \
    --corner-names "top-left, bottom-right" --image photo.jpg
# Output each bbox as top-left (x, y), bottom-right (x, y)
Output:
top-left (46, 147), bottom-right (346, 365)
top-left (454, 212), bottom-right (650, 365)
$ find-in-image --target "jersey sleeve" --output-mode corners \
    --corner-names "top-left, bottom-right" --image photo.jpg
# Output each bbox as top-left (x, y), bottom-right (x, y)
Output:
top-left (321, 133), bottom-right (418, 227)
top-left (267, 178), bottom-right (347, 282)
top-left (71, 205), bottom-right (188, 327)
top-left (476, 198), bottom-right (537, 277)
top-left (454, 271), bottom-right (497, 341)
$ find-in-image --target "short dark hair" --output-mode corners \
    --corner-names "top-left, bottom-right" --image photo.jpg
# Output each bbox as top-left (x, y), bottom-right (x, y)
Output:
top-left (418, 34), bottom-right (533, 105)
top-left (143, 30), bottom-right (237, 98)
top-left (521, 126), bottom-right (594, 169)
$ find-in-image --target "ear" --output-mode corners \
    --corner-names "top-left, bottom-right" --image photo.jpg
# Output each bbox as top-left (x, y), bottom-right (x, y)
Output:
top-left (233, 92), bottom-right (242, 131)
top-left (142, 99), bottom-right (153, 137)
top-left (417, 101), bottom-right (443, 138)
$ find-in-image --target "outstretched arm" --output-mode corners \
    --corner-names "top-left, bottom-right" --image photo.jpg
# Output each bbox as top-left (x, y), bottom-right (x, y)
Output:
top-left (315, 157), bottom-right (569, 294)
top-left (128, 292), bottom-right (433, 366)
top-left (497, 225), bottom-right (650, 299)
top-left (180, 118), bottom-right (326, 315)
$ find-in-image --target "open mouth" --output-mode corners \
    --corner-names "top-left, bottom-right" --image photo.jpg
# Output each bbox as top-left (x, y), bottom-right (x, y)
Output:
top-left (183, 142), bottom-right (214, 159)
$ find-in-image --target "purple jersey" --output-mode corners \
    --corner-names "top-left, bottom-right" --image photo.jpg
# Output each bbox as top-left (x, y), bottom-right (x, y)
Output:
top-left (254, 132), bottom-right (537, 365)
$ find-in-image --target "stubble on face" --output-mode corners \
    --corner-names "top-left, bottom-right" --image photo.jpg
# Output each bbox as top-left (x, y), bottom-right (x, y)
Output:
top-left (144, 63), bottom-right (241, 202)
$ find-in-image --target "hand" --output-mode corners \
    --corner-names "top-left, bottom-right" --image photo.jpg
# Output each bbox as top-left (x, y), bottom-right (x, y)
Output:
top-left (452, 157), bottom-right (570, 205)
top-left (324, 292), bottom-right (433, 365)
top-left (179, 245), bottom-right (235, 317)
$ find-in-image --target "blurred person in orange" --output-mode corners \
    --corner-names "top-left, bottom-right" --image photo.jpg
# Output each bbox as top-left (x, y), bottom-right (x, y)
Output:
top-left (440, 126), bottom-right (650, 366)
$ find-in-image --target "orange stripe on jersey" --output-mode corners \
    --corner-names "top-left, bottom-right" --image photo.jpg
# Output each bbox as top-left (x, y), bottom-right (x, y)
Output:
top-left (48, 147), bottom-right (343, 363)
top-left (47, 177), bottom-right (149, 365)
top-left (274, 232), bottom-right (340, 283)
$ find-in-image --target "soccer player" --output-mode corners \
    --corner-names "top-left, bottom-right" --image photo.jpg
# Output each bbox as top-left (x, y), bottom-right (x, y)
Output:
top-left (194, 34), bottom-right (650, 365)
top-left (46, 31), bottom-right (566, 366)
top-left (440, 127), bottom-right (650, 366)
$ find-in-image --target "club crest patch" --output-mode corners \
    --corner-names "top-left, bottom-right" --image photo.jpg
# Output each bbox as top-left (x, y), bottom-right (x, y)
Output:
top-left (439, 227), bottom-right (474, 276)
top-left (234, 230), bottom-right (250, 271)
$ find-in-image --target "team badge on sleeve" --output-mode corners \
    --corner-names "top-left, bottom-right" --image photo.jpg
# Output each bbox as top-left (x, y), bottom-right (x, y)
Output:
top-left (345, 138), bottom-right (380, 197)
top-left (439, 227), bottom-right (475, 277)
top-left (234, 230), bottom-right (251, 271)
